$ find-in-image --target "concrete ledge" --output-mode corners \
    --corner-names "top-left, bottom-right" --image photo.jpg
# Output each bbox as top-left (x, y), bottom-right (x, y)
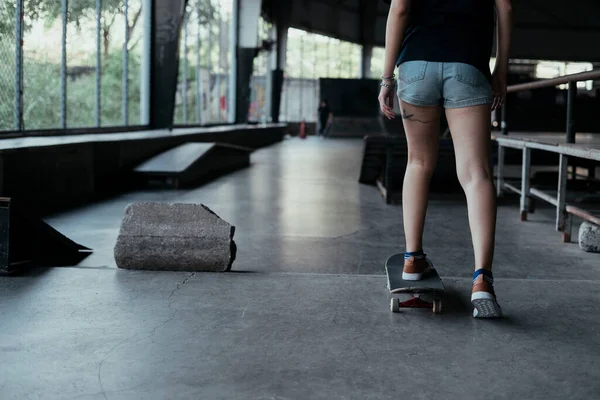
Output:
top-left (0, 124), bottom-right (285, 214)
top-left (579, 221), bottom-right (600, 253)
top-left (114, 202), bottom-right (236, 272)
top-left (0, 124), bottom-right (287, 151)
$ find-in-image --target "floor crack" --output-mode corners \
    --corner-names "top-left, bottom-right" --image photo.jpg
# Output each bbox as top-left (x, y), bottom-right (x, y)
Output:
top-left (167, 272), bottom-right (196, 307)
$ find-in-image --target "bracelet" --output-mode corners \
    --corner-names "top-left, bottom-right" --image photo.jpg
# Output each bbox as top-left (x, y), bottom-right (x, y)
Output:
top-left (380, 82), bottom-right (395, 89)
top-left (381, 74), bottom-right (396, 81)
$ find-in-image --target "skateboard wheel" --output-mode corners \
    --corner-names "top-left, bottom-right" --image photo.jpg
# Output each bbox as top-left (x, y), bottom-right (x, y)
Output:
top-left (433, 299), bottom-right (443, 314)
top-left (390, 298), bottom-right (400, 313)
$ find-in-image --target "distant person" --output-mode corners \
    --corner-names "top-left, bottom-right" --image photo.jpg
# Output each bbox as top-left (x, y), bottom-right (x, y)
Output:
top-left (379, 0), bottom-right (513, 318)
top-left (318, 100), bottom-right (333, 138)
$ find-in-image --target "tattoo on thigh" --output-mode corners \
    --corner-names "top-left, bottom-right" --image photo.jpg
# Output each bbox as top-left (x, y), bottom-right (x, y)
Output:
top-left (401, 111), bottom-right (432, 124)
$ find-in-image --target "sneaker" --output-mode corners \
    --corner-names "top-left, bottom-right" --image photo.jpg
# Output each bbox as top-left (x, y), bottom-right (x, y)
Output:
top-left (402, 256), bottom-right (434, 281)
top-left (471, 269), bottom-right (503, 318)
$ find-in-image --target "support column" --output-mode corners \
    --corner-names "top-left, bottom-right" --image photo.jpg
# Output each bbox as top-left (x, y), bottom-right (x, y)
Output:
top-left (270, 15), bottom-right (288, 123)
top-left (235, 0), bottom-right (262, 124)
top-left (358, 0), bottom-right (376, 80)
top-left (361, 45), bottom-right (373, 79)
top-left (265, 24), bottom-right (276, 122)
top-left (149, 0), bottom-right (187, 129)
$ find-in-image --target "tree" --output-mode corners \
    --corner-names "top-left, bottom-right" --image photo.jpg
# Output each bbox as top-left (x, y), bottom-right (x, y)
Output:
top-left (0, 0), bottom-right (141, 56)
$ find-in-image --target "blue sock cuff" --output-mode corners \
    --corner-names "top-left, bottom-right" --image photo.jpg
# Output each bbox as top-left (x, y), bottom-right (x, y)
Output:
top-left (404, 250), bottom-right (426, 260)
top-left (473, 269), bottom-right (494, 284)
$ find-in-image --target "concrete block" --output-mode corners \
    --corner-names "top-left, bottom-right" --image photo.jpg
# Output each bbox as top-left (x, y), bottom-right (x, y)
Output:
top-left (578, 221), bottom-right (600, 253)
top-left (114, 202), bottom-right (236, 271)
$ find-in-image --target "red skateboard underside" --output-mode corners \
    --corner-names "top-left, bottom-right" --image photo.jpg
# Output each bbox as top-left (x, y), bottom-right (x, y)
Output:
top-left (398, 297), bottom-right (433, 309)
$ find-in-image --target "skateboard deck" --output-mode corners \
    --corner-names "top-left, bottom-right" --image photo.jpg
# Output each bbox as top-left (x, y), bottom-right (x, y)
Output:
top-left (385, 253), bottom-right (445, 313)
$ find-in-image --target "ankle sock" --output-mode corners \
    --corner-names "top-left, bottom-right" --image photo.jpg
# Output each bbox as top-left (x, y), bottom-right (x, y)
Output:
top-left (473, 269), bottom-right (494, 285)
top-left (404, 250), bottom-right (426, 261)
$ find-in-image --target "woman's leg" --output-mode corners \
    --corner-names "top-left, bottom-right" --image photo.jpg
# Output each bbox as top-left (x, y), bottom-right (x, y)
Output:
top-left (445, 104), bottom-right (496, 271)
top-left (400, 101), bottom-right (443, 253)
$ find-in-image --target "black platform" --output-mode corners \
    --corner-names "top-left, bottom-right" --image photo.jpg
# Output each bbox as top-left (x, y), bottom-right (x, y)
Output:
top-left (359, 135), bottom-right (461, 203)
top-left (134, 142), bottom-right (252, 189)
top-left (0, 197), bottom-right (92, 274)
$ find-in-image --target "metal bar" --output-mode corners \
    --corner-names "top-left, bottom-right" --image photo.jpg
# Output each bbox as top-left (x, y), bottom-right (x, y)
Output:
top-left (196, 1), bottom-right (202, 124)
top-left (520, 147), bottom-right (531, 221)
top-left (562, 213), bottom-right (573, 243)
top-left (507, 69), bottom-right (600, 93)
top-left (566, 205), bottom-right (600, 226)
top-left (566, 81), bottom-right (576, 143)
top-left (493, 137), bottom-right (600, 161)
top-left (313, 36), bottom-right (318, 123)
top-left (60, 0), bottom-right (68, 129)
top-left (265, 24), bottom-right (275, 122)
top-left (540, 142), bottom-right (599, 161)
top-left (492, 139), bottom-right (524, 150)
top-left (556, 154), bottom-right (569, 231)
top-left (207, 0), bottom-right (214, 123)
top-left (327, 37), bottom-right (331, 77)
top-left (504, 183), bottom-right (520, 195)
top-left (566, 81), bottom-right (577, 179)
top-left (96, 0), bottom-right (102, 127)
top-left (284, 79), bottom-right (289, 122)
top-left (182, 10), bottom-right (189, 123)
top-left (496, 145), bottom-right (505, 197)
top-left (500, 104), bottom-right (508, 135)
top-left (123, 0), bottom-right (129, 126)
top-left (140, 0), bottom-right (151, 125)
top-left (228, 0), bottom-right (238, 123)
top-left (215, 2), bottom-right (221, 123)
top-left (529, 188), bottom-right (559, 206)
top-left (14, 0), bottom-right (24, 131)
top-left (300, 34), bottom-right (305, 119)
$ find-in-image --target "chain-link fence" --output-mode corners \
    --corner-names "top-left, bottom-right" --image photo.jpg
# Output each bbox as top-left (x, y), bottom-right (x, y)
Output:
top-left (0, 0), bottom-right (144, 133)
top-left (0, 1), bottom-right (19, 131)
top-left (175, 0), bottom-right (232, 125)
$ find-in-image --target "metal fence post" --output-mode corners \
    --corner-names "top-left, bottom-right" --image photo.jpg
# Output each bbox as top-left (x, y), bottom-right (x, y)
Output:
top-left (557, 153), bottom-right (569, 232)
top-left (496, 144), bottom-right (505, 197)
top-left (566, 81), bottom-right (576, 144)
top-left (96, 0), bottom-right (102, 127)
top-left (299, 34), bottom-right (304, 120)
top-left (520, 147), bottom-right (531, 221)
top-left (566, 81), bottom-right (577, 179)
top-left (60, 0), bottom-right (68, 129)
top-left (14, 0), bottom-right (24, 131)
top-left (207, 0), bottom-right (214, 123)
top-left (182, 9), bottom-right (189, 124)
top-left (140, 0), bottom-right (151, 125)
top-left (123, 0), bottom-right (129, 126)
top-left (500, 103), bottom-right (508, 136)
top-left (215, 3), bottom-right (222, 123)
top-left (196, 1), bottom-right (202, 124)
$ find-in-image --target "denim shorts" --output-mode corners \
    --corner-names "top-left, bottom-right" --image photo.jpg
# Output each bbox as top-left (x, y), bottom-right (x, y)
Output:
top-left (396, 61), bottom-right (492, 108)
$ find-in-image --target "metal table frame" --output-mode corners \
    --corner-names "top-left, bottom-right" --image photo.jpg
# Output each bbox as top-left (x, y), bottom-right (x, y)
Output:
top-left (495, 68), bottom-right (600, 242)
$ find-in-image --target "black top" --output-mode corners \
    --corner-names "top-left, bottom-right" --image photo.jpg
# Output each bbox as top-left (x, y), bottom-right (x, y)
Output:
top-left (318, 105), bottom-right (332, 122)
top-left (396, 0), bottom-right (495, 81)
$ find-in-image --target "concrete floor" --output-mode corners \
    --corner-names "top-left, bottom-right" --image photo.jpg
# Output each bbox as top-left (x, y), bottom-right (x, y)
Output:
top-left (2, 137), bottom-right (600, 399)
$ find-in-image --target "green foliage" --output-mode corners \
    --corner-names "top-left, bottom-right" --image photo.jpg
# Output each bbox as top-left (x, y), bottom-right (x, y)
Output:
top-left (0, 39), bottom-right (142, 131)
top-left (0, 0), bottom-right (125, 35)
top-left (0, 0), bottom-right (229, 131)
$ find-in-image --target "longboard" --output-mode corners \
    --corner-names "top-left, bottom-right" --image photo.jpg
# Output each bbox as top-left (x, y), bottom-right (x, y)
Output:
top-left (385, 253), bottom-right (445, 314)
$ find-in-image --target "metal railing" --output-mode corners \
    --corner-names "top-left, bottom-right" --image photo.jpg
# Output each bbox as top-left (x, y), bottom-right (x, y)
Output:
top-left (0, 0), bottom-right (148, 133)
top-left (495, 69), bottom-right (600, 242)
